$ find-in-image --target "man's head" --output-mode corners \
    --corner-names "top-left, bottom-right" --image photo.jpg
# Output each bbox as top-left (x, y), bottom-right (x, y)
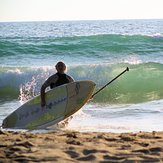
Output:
top-left (55, 61), bottom-right (66, 74)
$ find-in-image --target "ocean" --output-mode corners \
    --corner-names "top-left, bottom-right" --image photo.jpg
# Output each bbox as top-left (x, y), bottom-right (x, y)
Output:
top-left (0, 19), bottom-right (163, 132)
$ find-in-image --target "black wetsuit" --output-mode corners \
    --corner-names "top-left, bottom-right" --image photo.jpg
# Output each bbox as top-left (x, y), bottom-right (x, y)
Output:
top-left (50, 73), bottom-right (70, 89)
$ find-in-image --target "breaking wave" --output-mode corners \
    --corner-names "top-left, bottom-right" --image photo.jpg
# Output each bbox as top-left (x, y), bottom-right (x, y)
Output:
top-left (1, 62), bottom-right (163, 104)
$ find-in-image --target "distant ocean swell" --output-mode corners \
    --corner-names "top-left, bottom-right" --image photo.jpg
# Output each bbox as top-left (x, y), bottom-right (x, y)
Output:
top-left (0, 34), bottom-right (163, 56)
top-left (1, 62), bottom-right (163, 104)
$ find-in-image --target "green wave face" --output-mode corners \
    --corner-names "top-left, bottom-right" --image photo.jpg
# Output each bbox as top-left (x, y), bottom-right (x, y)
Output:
top-left (91, 63), bottom-right (163, 104)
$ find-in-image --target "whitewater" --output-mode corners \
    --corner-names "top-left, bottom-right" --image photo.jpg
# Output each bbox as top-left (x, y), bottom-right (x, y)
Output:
top-left (0, 19), bottom-right (163, 132)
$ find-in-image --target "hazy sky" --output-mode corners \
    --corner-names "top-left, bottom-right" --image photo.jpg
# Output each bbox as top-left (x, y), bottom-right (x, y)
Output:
top-left (0, 0), bottom-right (163, 22)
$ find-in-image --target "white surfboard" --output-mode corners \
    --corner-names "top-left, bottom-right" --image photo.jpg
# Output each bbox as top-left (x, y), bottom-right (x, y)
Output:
top-left (2, 80), bottom-right (95, 129)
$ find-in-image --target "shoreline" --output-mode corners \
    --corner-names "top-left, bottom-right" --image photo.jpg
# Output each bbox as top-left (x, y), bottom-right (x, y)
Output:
top-left (0, 130), bottom-right (163, 162)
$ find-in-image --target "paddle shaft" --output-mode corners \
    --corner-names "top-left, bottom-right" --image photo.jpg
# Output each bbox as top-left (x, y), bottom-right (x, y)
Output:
top-left (92, 67), bottom-right (129, 98)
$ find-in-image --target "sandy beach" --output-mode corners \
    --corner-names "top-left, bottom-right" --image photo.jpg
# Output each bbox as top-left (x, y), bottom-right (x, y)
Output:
top-left (0, 130), bottom-right (163, 162)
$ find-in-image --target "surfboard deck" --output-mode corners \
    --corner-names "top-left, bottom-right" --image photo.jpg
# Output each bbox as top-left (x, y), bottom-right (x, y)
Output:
top-left (2, 80), bottom-right (95, 129)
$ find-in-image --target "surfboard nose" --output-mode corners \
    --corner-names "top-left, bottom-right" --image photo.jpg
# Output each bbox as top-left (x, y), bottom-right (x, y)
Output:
top-left (2, 111), bottom-right (17, 129)
top-left (2, 118), bottom-right (6, 128)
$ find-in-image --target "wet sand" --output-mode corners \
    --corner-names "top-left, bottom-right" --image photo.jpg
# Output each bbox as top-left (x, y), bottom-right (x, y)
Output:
top-left (0, 130), bottom-right (163, 162)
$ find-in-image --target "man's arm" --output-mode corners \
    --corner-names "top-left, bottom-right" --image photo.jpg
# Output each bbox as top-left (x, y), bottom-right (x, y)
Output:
top-left (40, 77), bottom-right (51, 107)
top-left (41, 85), bottom-right (46, 107)
top-left (40, 74), bottom-right (58, 107)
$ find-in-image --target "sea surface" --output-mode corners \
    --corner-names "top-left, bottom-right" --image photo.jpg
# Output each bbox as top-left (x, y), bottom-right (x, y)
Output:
top-left (0, 19), bottom-right (163, 132)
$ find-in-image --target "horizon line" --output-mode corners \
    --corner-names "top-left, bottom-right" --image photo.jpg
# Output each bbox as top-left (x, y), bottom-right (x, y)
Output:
top-left (0, 18), bottom-right (163, 23)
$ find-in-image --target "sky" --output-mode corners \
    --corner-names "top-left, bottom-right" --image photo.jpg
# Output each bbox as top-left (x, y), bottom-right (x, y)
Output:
top-left (0, 0), bottom-right (163, 22)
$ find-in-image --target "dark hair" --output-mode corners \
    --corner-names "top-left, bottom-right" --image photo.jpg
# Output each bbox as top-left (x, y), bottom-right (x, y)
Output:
top-left (55, 61), bottom-right (66, 69)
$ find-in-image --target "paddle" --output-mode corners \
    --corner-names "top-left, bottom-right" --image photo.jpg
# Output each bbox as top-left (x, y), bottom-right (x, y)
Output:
top-left (92, 67), bottom-right (129, 98)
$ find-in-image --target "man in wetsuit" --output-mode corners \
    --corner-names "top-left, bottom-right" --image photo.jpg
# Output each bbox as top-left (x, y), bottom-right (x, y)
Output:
top-left (41, 61), bottom-right (74, 107)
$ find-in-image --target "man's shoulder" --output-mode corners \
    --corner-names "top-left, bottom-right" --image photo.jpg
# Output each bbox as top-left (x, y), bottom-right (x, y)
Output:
top-left (65, 74), bottom-right (71, 78)
top-left (66, 74), bottom-right (74, 82)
